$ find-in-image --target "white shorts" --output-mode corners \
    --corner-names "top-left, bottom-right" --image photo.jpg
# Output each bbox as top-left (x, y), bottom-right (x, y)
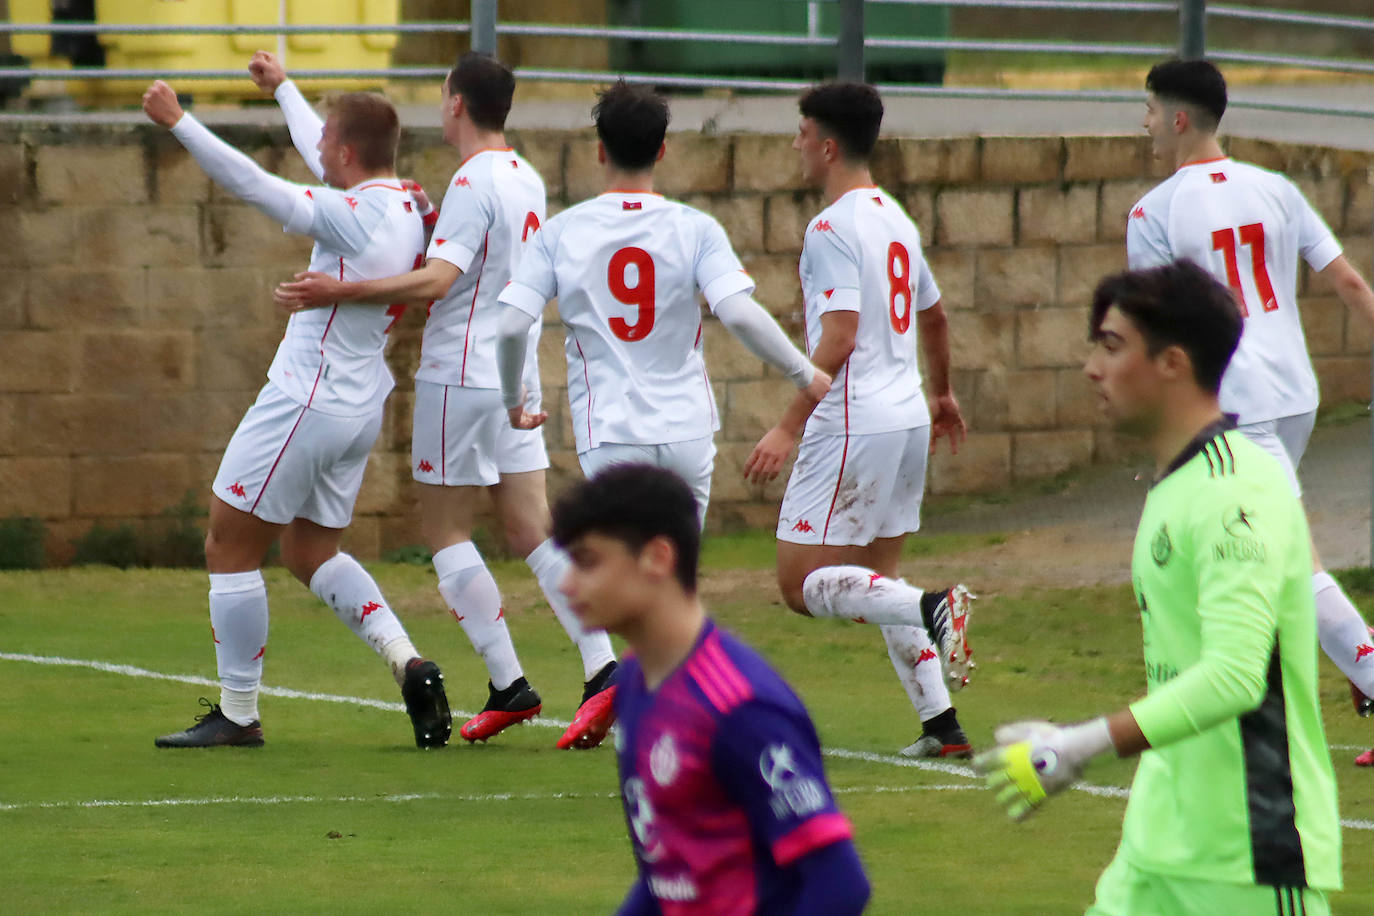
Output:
top-left (1236, 410), bottom-right (1315, 498)
top-left (777, 426), bottom-right (930, 546)
top-left (578, 435), bottom-right (716, 530)
top-left (411, 381), bottom-right (550, 487)
top-left (212, 381), bottom-right (382, 528)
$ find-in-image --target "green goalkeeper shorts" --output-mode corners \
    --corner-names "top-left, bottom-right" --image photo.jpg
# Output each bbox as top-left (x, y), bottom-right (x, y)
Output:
top-left (1086, 855), bottom-right (1330, 916)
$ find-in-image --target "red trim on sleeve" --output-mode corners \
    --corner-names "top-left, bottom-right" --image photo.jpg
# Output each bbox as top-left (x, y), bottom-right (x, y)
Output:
top-left (772, 813), bottom-right (853, 867)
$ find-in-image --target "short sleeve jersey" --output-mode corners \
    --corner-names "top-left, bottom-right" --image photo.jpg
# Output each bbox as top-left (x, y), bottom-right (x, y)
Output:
top-left (498, 192), bottom-right (754, 452)
top-left (799, 187), bottom-right (940, 437)
top-left (1124, 420), bottom-right (1340, 890)
top-left (1126, 159), bottom-right (1342, 425)
top-left (614, 621), bottom-right (855, 915)
top-left (268, 180), bottom-right (426, 416)
top-left (421, 149), bottom-right (547, 394)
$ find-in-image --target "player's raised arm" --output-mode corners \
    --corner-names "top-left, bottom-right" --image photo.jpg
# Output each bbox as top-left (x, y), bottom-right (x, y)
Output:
top-left (249, 51), bottom-right (325, 181)
top-left (142, 80), bottom-right (311, 231)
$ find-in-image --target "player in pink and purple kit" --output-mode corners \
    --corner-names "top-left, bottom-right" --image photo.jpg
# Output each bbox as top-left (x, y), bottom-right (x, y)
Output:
top-left (552, 464), bottom-right (869, 916)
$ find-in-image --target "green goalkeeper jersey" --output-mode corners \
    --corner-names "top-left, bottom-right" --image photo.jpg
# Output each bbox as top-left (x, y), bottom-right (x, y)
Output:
top-left (1123, 418), bottom-right (1340, 890)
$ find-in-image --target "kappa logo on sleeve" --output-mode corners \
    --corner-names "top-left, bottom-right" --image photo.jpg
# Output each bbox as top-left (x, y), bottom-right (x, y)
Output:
top-left (813, 220), bottom-right (833, 233)
top-left (344, 196), bottom-right (358, 210)
top-left (1131, 206), bottom-right (1146, 220)
top-left (760, 743), bottom-right (827, 819)
top-left (454, 176), bottom-right (471, 187)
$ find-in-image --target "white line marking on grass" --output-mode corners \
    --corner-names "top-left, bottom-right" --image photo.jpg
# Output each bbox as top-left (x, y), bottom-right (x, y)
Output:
top-left (0, 783), bottom-right (973, 814)
top-left (2, 652), bottom-right (1369, 832)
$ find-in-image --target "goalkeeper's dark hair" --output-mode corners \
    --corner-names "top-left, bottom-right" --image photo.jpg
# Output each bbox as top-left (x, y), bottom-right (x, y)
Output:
top-left (551, 464), bottom-right (699, 593)
top-left (593, 80), bottom-right (669, 171)
top-left (798, 81), bottom-right (884, 161)
top-left (446, 52), bottom-right (515, 131)
top-left (1145, 58), bottom-right (1227, 131)
top-left (1090, 260), bottom-right (1242, 394)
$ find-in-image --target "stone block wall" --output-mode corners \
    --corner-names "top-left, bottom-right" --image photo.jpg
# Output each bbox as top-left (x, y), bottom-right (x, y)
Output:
top-left (3, 120), bottom-right (1370, 562)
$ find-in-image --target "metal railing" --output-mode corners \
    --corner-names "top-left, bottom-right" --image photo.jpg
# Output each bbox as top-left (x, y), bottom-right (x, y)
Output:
top-left (0, 0), bottom-right (1369, 113)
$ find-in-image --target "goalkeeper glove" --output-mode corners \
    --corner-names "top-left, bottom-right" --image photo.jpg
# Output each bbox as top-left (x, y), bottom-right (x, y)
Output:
top-left (972, 717), bottom-right (1113, 819)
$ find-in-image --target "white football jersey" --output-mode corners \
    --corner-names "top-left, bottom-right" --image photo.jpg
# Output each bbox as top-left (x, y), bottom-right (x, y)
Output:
top-left (499, 192), bottom-right (754, 452)
top-left (799, 187), bottom-right (941, 437)
top-left (1127, 157), bottom-right (1342, 424)
top-left (268, 180), bottom-right (426, 417)
top-left (421, 149), bottom-right (547, 394)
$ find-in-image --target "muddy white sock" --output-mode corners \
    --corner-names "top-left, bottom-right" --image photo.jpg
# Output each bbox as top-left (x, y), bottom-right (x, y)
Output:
top-left (802, 566), bottom-right (926, 627)
top-left (881, 624), bottom-right (952, 721)
top-left (310, 553), bottom-right (417, 682)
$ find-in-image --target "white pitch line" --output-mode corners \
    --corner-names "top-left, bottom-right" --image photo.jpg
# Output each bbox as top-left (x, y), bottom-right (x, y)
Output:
top-left (0, 783), bottom-right (974, 814)
top-left (0, 651), bottom-right (1368, 831)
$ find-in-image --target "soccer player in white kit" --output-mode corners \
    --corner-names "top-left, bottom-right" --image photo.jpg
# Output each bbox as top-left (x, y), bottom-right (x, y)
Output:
top-left (496, 81), bottom-right (830, 533)
top-left (272, 54), bottom-right (618, 750)
top-left (142, 66), bottom-right (451, 749)
top-left (1126, 59), bottom-right (1374, 765)
top-left (745, 83), bottom-right (976, 759)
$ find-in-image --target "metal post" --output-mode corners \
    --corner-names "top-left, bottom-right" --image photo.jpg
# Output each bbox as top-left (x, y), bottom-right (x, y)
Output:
top-left (472, 0), bottom-right (498, 56)
top-left (837, 0), bottom-right (865, 82)
top-left (1179, 0), bottom-right (1206, 60)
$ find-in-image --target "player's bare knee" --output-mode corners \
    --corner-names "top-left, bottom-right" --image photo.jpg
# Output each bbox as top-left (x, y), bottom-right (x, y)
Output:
top-left (780, 578), bottom-right (811, 616)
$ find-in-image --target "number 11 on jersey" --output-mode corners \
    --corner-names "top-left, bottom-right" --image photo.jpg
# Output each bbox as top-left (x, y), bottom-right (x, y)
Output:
top-left (1211, 223), bottom-right (1278, 317)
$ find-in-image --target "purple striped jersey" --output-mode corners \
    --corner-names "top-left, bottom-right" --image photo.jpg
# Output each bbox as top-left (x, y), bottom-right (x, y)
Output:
top-left (614, 620), bottom-right (853, 914)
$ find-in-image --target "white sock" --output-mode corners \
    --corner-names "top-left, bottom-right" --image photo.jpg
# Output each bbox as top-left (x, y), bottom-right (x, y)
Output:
top-left (802, 566), bottom-right (926, 627)
top-left (1314, 571), bottom-right (1374, 695)
top-left (434, 541), bottom-right (522, 690)
top-left (310, 552), bottom-right (418, 683)
top-left (527, 538), bottom-right (615, 681)
top-left (881, 625), bottom-right (953, 721)
top-left (209, 570), bottom-right (268, 726)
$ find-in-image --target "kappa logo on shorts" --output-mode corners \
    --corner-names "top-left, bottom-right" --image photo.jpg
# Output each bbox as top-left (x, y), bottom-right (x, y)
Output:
top-left (1357, 643), bottom-right (1374, 662)
top-left (417, 459), bottom-right (435, 473)
top-left (791, 519), bottom-right (814, 534)
top-left (226, 481), bottom-right (247, 499)
top-left (360, 601), bottom-right (382, 619)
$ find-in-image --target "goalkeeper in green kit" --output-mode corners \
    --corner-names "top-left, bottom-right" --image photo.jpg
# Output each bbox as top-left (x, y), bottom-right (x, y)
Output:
top-left (974, 260), bottom-right (1340, 915)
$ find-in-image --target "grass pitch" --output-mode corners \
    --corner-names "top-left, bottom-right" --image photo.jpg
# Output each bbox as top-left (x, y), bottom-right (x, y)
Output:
top-left (2, 535), bottom-right (1372, 914)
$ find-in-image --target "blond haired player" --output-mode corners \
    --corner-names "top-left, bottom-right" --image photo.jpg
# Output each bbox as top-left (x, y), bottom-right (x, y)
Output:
top-left (144, 63), bottom-right (450, 749)
top-left (274, 54), bottom-right (617, 750)
top-left (745, 82), bottom-right (976, 759)
top-left (1128, 58), bottom-right (1374, 765)
top-left (496, 81), bottom-right (830, 534)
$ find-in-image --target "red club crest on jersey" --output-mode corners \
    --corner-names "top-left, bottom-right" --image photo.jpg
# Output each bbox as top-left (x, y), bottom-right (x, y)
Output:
top-left (814, 220), bottom-right (833, 232)
top-left (417, 459), bottom-right (435, 473)
top-left (344, 196), bottom-right (358, 209)
top-left (1131, 206), bottom-right (1146, 219)
top-left (1210, 172), bottom-right (1228, 183)
top-left (360, 601), bottom-right (382, 619)
top-left (791, 519), bottom-right (814, 533)
top-left (623, 201), bottom-right (642, 210)
top-left (454, 176), bottom-right (471, 187)
top-left (917, 647), bottom-right (938, 664)
top-left (227, 481), bottom-right (247, 499)
top-left (1357, 643), bottom-right (1374, 662)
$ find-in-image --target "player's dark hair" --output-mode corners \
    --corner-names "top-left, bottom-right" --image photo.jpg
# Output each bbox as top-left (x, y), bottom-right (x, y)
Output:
top-left (1145, 58), bottom-right (1227, 130)
top-left (327, 92), bottom-right (400, 171)
top-left (1090, 260), bottom-right (1242, 394)
top-left (445, 52), bottom-right (515, 131)
top-left (798, 81), bottom-right (884, 161)
top-left (551, 464), bottom-right (700, 593)
top-left (593, 80), bottom-right (669, 171)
